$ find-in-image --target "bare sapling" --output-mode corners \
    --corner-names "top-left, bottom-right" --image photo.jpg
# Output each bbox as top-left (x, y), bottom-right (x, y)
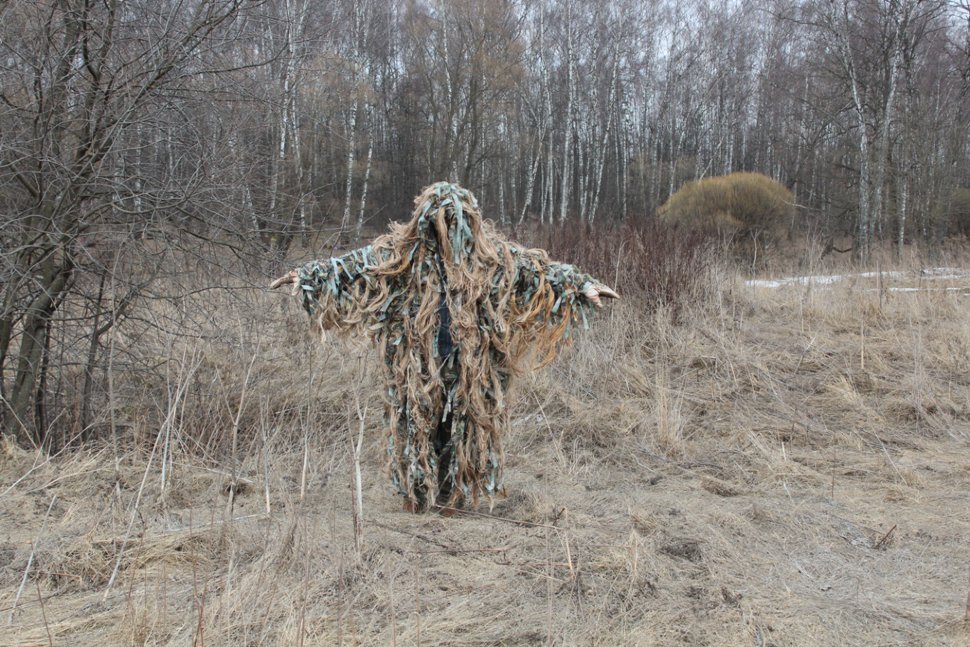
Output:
top-left (227, 340), bottom-right (260, 517)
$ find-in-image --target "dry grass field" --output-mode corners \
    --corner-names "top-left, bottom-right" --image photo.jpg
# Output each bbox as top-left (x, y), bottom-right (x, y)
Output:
top-left (2, 248), bottom-right (970, 646)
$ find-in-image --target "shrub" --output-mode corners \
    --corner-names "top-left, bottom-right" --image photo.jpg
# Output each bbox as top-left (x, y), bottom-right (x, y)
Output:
top-left (658, 172), bottom-right (795, 248)
top-left (526, 219), bottom-right (717, 320)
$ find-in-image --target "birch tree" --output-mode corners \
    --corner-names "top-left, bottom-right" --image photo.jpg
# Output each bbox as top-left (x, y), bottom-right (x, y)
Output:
top-left (818, 0), bottom-right (920, 261)
top-left (559, 0), bottom-right (576, 222)
top-left (340, 0), bottom-right (371, 237)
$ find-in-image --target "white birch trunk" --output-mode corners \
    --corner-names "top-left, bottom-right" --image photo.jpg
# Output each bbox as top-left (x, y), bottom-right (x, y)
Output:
top-left (341, 0), bottom-right (371, 236)
top-left (896, 148), bottom-right (909, 255)
top-left (830, 0), bottom-right (872, 261)
top-left (559, 0), bottom-right (574, 223)
top-left (269, 0), bottom-right (308, 244)
top-left (872, 3), bottom-right (910, 254)
top-left (518, 129), bottom-right (544, 225)
top-left (340, 98), bottom-right (359, 234)
top-left (288, 0), bottom-right (308, 240)
top-left (539, 6), bottom-right (553, 225)
top-left (620, 94), bottom-right (632, 218)
top-left (588, 52), bottom-right (619, 223)
top-left (356, 106), bottom-right (374, 238)
top-left (270, 43), bottom-right (290, 221)
top-left (509, 162), bottom-right (517, 225)
top-left (577, 123), bottom-right (588, 220)
top-left (440, 1), bottom-right (459, 183)
top-left (498, 169), bottom-right (507, 225)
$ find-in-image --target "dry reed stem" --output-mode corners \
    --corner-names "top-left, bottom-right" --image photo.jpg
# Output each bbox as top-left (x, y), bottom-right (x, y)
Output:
top-left (9, 495), bottom-right (57, 625)
top-left (102, 415), bottom-right (167, 600)
top-left (349, 400), bottom-right (367, 563)
top-left (34, 580), bottom-right (53, 647)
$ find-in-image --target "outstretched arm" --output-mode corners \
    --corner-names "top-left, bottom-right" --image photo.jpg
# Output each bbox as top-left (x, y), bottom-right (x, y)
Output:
top-left (499, 246), bottom-right (618, 365)
top-left (270, 245), bottom-right (387, 327)
top-left (511, 247), bottom-right (618, 310)
top-left (505, 245), bottom-right (618, 339)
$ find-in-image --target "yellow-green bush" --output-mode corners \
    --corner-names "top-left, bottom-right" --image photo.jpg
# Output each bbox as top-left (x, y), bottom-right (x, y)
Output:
top-left (658, 172), bottom-right (795, 244)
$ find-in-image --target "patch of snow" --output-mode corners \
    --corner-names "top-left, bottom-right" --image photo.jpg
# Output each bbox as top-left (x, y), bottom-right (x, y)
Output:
top-left (873, 287), bottom-right (970, 293)
top-left (746, 274), bottom-right (846, 288)
top-left (746, 268), bottom-right (970, 289)
top-left (919, 267), bottom-right (970, 278)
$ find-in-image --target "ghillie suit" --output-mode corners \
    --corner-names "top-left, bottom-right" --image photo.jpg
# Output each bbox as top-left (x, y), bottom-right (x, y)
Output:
top-left (273, 182), bottom-right (617, 511)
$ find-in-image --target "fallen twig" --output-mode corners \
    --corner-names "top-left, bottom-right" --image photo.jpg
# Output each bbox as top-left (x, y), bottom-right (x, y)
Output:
top-left (874, 524), bottom-right (897, 550)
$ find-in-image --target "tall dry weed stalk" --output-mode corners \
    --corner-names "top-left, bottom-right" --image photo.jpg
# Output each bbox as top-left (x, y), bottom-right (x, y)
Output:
top-left (9, 495), bottom-right (57, 625)
top-left (344, 354), bottom-right (369, 563)
top-left (652, 308), bottom-right (687, 457)
top-left (349, 400), bottom-right (366, 563)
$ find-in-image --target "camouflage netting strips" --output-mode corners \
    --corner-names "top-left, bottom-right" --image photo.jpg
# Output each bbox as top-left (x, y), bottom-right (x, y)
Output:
top-left (292, 182), bottom-right (606, 511)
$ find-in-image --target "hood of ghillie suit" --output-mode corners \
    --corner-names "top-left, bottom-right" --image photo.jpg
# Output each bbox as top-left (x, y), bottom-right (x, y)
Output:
top-left (378, 182), bottom-right (512, 328)
top-left (410, 181), bottom-right (489, 266)
top-left (367, 182), bottom-right (526, 372)
top-left (296, 182), bottom-right (597, 510)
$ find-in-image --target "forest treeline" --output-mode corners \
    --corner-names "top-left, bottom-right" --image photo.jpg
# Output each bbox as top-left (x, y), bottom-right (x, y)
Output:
top-left (1, 0), bottom-right (969, 443)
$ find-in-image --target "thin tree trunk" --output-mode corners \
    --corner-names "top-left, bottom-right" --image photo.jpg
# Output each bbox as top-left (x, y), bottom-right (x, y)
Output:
top-left (9, 257), bottom-right (72, 442)
top-left (871, 4), bottom-right (907, 255)
top-left (539, 5), bottom-right (552, 225)
top-left (518, 128), bottom-right (544, 225)
top-left (830, 0), bottom-right (872, 262)
top-left (559, 0), bottom-right (574, 223)
top-left (341, 0), bottom-right (370, 235)
top-left (340, 96), bottom-right (360, 235)
top-left (80, 271), bottom-right (108, 435)
top-left (588, 52), bottom-right (619, 223)
top-left (355, 107), bottom-right (375, 239)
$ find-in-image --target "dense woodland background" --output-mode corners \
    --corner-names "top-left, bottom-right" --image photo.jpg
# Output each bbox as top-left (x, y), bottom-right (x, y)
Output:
top-left (1, 0), bottom-right (969, 444)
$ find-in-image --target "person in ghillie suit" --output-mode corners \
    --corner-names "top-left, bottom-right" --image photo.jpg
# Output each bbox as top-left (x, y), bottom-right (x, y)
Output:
top-left (271, 182), bottom-right (618, 513)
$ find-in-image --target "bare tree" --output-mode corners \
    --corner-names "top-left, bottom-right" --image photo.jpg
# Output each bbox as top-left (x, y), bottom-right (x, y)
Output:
top-left (0, 0), bottom-right (250, 443)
